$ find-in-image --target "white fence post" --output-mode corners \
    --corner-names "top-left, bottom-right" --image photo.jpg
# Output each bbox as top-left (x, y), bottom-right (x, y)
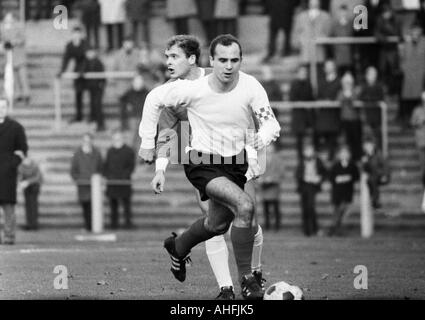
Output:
top-left (360, 173), bottom-right (373, 238)
top-left (91, 174), bottom-right (104, 234)
top-left (54, 78), bottom-right (62, 131)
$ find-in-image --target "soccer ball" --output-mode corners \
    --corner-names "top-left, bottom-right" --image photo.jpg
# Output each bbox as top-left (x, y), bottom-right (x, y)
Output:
top-left (263, 281), bottom-right (304, 300)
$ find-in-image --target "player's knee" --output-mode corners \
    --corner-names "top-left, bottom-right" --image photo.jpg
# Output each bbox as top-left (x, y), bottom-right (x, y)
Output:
top-left (237, 197), bottom-right (255, 218)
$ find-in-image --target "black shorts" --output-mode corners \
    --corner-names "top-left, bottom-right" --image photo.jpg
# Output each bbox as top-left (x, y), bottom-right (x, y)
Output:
top-left (183, 150), bottom-right (248, 201)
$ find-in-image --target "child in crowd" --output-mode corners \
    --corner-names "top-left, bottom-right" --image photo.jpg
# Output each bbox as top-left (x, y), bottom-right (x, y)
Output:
top-left (259, 143), bottom-right (285, 231)
top-left (328, 145), bottom-right (359, 236)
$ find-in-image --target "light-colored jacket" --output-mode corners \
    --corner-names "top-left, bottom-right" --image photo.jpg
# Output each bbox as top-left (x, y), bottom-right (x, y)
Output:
top-left (99, 0), bottom-right (126, 24)
top-left (411, 106), bottom-right (425, 148)
top-left (0, 21), bottom-right (26, 67)
top-left (166, 0), bottom-right (197, 19)
top-left (292, 10), bottom-right (332, 63)
top-left (401, 36), bottom-right (425, 100)
top-left (215, 0), bottom-right (239, 19)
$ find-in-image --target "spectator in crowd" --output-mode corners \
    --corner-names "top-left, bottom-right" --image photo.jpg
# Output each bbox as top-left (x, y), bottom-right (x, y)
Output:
top-left (112, 36), bottom-right (142, 94)
top-left (103, 131), bottom-right (136, 229)
top-left (120, 73), bottom-right (149, 151)
top-left (328, 145), bottom-right (359, 237)
top-left (399, 22), bottom-right (425, 127)
top-left (291, 0), bottom-right (332, 66)
top-left (58, 26), bottom-right (88, 123)
top-left (70, 133), bottom-right (103, 231)
top-left (0, 98), bottom-right (27, 245)
top-left (260, 143), bottom-right (285, 231)
top-left (18, 155), bottom-right (43, 231)
top-left (81, 47), bottom-right (106, 132)
top-left (417, 0), bottom-right (425, 35)
top-left (195, 0), bottom-right (216, 44)
top-left (0, 12), bottom-right (30, 104)
top-left (338, 72), bottom-right (363, 162)
top-left (329, 0), bottom-right (365, 17)
top-left (410, 91), bottom-right (425, 180)
top-left (361, 137), bottom-right (388, 209)
top-left (296, 142), bottom-right (327, 236)
top-left (98, 0), bottom-right (126, 51)
top-left (125, 0), bottom-right (151, 47)
top-left (358, 66), bottom-right (386, 147)
top-left (215, 0), bottom-right (239, 36)
top-left (166, 0), bottom-right (198, 35)
top-left (374, 3), bottom-right (402, 95)
top-left (261, 65), bottom-right (283, 101)
top-left (330, 4), bottom-right (354, 76)
top-left (263, 0), bottom-right (299, 62)
top-left (75, 0), bottom-right (101, 49)
top-left (290, 65), bottom-right (314, 160)
top-left (315, 60), bottom-right (341, 162)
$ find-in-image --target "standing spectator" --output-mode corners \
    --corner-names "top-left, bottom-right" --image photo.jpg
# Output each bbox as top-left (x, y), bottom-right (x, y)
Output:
top-left (315, 60), bottom-right (341, 161)
top-left (81, 47), bottom-right (106, 132)
top-left (338, 72), bottom-right (363, 162)
top-left (358, 66), bottom-right (386, 146)
top-left (290, 65), bottom-right (314, 160)
top-left (195, 0), bottom-right (216, 43)
top-left (166, 0), bottom-right (198, 35)
top-left (361, 138), bottom-right (388, 209)
top-left (330, 4), bottom-right (354, 76)
top-left (328, 145), bottom-right (360, 237)
top-left (329, 0), bottom-right (364, 17)
top-left (98, 0), bottom-right (126, 51)
top-left (260, 143), bottom-right (285, 231)
top-left (70, 133), bottom-right (103, 231)
top-left (418, 0), bottom-right (425, 35)
top-left (75, 0), bottom-right (101, 49)
top-left (18, 155), bottom-right (43, 231)
top-left (58, 26), bottom-right (88, 123)
top-left (215, 0), bottom-right (239, 36)
top-left (112, 37), bottom-right (141, 94)
top-left (125, 0), bottom-right (151, 47)
top-left (410, 91), bottom-right (425, 179)
top-left (291, 0), bottom-right (332, 66)
top-left (263, 0), bottom-right (299, 62)
top-left (375, 3), bottom-right (402, 95)
top-left (399, 22), bottom-right (425, 127)
top-left (103, 131), bottom-right (136, 229)
top-left (0, 98), bottom-right (28, 245)
top-left (296, 143), bottom-right (327, 236)
top-left (0, 12), bottom-right (30, 104)
top-left (119, 73), bottom-right (149, 151)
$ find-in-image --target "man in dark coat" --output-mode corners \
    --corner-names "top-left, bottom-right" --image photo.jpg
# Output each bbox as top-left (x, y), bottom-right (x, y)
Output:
top-left (125, 0), bottom-right (151, 46)
top-left (70, 133), bottom-right (103, 231)
top-left (75, 0), bottom-right (101, 48)
top-left (195, 0), bottom-right (217, 44)
top-left (263, 0), bottom-right (300, 61)
top-left (81, 47), bottom-right (106, 131)
top-left (315, 59), bottom-right (341, 161)
top-left (0, 98), bottom-right (28, 244)
top-left (57, 26), bottom-right (88, 123)
top-left (290, 65), bottom-right (314, 160)
top-left (103, 131), bottom-right (136, 229)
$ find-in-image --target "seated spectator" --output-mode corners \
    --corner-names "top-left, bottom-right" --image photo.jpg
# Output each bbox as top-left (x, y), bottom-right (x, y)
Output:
top-left (315, 60), bottom-right (341, 161)
top-left (410, 91), bottom-right (425, 180)
top-left (259, 143), bottom-right (285, 231)
top-left (338, 72), bottom-right (363, 162)
top-left (400, 22), bottom-right (425, 127)
top-left (103, 131), bottom-right (136, 230)
top-left (82, 47), bottom-right (106, 131)
top-left (120, 73), bottom-right (150, 151)
top-left (295, 143), bottom-right (327, 236)
top-left (70, 133), bottom-right (103, 231)
top-left (290, 65), bottom-right (314, 160)
top-left (361, 138), bottom-right (389, 209)
top-left (18, 155), bottom-right (43, 231)
top-left (358, 66), bottom-right (386, 147)
top-left (374, 3), bottom-right (402, 95)
top-left (291, 0), bottom-right (332, 66)
top-left (330, 4), bottom-right (354, 76)
top-left (328, 145), bottom-right (359, 237)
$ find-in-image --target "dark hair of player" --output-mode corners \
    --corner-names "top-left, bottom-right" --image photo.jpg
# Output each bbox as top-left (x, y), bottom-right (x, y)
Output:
top-left (166, 35), bottom-right (201, 64)
top-left (209, 34), bottom-right (243, 58)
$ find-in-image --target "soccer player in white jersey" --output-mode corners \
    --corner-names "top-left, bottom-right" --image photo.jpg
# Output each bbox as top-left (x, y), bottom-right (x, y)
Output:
top-left (139, 34), bottom-right (280, 300)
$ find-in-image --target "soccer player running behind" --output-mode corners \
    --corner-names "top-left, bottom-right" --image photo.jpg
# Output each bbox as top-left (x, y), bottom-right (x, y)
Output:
top-left (139, 35), bottom-right (266, 299)
top-left (139, 34), bottom-right (280, 300)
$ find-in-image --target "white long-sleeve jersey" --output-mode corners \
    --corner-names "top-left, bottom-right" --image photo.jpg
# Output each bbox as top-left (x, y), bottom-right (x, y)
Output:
top-left (139, 71), bottom-right (281, 158)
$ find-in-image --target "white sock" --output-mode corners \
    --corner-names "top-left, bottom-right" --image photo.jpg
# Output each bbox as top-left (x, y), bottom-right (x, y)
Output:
top-left (205, 235), bottom-right (233, 289)
top-left (251, 225), bottom-right (263, 272)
